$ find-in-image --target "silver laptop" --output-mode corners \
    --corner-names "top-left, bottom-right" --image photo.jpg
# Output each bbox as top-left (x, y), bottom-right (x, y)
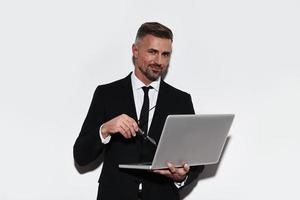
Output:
top-left (119, 114), bottom-right (234, 170)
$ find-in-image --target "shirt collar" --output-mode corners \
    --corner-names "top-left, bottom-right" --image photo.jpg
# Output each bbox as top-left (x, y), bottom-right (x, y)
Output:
top-left (131, 71), bottom-right (160, 92)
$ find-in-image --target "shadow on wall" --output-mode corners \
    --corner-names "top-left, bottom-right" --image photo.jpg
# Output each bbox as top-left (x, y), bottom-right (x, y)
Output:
top-left (180, 136), bottom-right (232, 199)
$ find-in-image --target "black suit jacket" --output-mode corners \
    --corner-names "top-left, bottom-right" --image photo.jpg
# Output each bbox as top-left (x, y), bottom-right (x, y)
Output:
top-left (73, 74), bottom-right (204, 200)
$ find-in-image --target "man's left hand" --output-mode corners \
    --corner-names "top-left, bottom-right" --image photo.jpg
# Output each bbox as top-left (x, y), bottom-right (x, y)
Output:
top-left (153, 162), bottom-right (189, 182)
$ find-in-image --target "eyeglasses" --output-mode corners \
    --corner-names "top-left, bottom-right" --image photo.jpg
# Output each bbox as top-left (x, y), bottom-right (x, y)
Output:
top-left (137, 128), bottom-right (157, 146)
top-left (137, 105), bottom-right (157, 146)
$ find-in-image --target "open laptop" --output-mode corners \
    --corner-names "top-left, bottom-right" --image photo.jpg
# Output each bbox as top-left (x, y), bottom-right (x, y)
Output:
top-left (119, 114), bottom-right (234, 170)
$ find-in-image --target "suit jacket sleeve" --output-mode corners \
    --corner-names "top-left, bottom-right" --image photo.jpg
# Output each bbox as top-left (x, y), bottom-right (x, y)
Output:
top-left (183, 94), bottom-right (205, 187)
top-left (73, 86), bottom-right (107, 166)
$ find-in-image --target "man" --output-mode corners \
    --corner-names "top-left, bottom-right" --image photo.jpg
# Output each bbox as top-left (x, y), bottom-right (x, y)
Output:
top-left (73, 22), bottom-right (204, 200)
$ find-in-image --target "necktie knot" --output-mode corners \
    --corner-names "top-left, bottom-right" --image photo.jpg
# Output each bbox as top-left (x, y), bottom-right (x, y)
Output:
top-left (142, 86), bottom-right (153, 95)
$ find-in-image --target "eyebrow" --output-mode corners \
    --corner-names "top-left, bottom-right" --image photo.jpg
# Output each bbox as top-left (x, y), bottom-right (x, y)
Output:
top-left (148, 48), bottom-right (171, 54)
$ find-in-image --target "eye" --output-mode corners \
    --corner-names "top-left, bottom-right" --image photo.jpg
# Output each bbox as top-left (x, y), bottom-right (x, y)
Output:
top-left (147, 49), bottom-right (156, 54)
top-left (162, 52), bottom-right (170, 58)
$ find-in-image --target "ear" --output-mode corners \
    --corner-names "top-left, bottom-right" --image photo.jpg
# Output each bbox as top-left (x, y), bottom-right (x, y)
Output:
top-left (132, 44), bottom-right (138, 59)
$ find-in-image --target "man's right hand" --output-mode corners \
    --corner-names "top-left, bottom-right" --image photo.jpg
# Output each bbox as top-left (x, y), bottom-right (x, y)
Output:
top-left (101, 114), bottom-right (139, 139)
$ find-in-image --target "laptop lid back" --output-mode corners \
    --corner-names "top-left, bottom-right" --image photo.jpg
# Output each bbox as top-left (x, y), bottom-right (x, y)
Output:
top-left (151, 114), bottom-right (234, 169)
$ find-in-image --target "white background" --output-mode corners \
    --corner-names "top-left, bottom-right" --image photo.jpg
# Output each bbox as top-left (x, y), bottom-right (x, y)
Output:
top-left (0, 0), bottom-right (299, 199)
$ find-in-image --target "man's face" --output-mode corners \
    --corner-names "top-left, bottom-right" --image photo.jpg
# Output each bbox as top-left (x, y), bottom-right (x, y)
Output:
top-left (132, 35), bottom-right (172, 85)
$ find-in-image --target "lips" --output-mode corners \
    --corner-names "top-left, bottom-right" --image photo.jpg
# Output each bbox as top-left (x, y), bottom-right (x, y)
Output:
top-left (151, 68), bottom-right (161, 74)
top-left (149, 65), bottom-right (162, 73)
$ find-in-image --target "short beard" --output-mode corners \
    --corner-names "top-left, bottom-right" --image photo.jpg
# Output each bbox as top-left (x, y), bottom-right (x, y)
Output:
top-left (138, 65), bottom-right (163, 81)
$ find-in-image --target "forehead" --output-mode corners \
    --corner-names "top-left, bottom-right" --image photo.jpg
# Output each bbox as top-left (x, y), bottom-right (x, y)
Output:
top-left (138, 35), bottom-right (172, 52)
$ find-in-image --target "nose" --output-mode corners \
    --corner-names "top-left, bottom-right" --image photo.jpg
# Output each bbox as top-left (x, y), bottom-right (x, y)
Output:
top-left (154, 54), bottom-right (162, 65)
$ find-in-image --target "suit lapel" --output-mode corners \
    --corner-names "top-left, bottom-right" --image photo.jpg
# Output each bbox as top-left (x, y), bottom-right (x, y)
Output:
top-left (148, 81), bottom-right (169, 139)
top-left (120, 73), bottom-right (138, 121)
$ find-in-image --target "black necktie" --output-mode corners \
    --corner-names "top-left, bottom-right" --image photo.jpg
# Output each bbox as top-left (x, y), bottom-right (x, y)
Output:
top-left (139, 86), bottom-right (153, 136)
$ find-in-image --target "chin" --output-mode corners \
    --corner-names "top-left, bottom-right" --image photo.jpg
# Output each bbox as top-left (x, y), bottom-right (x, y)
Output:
top-left (147, 74), bottom-right (160, 81)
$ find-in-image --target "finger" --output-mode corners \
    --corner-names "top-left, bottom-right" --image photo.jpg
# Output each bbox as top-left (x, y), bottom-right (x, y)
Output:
top-left (175, 163), bottom-right (189, 174)
top-left (119, 116), bottom-right (137, 138)
top-left (119, 121), bottom-right (129, 135)
top-left (119, 123), bottom-right (131, 138)
top-left (122, 115), bottom-right (138, 135)
top-left (176, 168), bottom-right (187, 177)
top-left (124, 116), bottom-right (139, 133)
top-left (167, 162), bottom-right (177, 174)
top-left (183, 163), bottom-right (190, 173)
top-left (124, 120), bottom-right (136, 137)
top-left (132, 120), bottom-right (139, 132)
top-left (124, 119), bottom-right (137, 137)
